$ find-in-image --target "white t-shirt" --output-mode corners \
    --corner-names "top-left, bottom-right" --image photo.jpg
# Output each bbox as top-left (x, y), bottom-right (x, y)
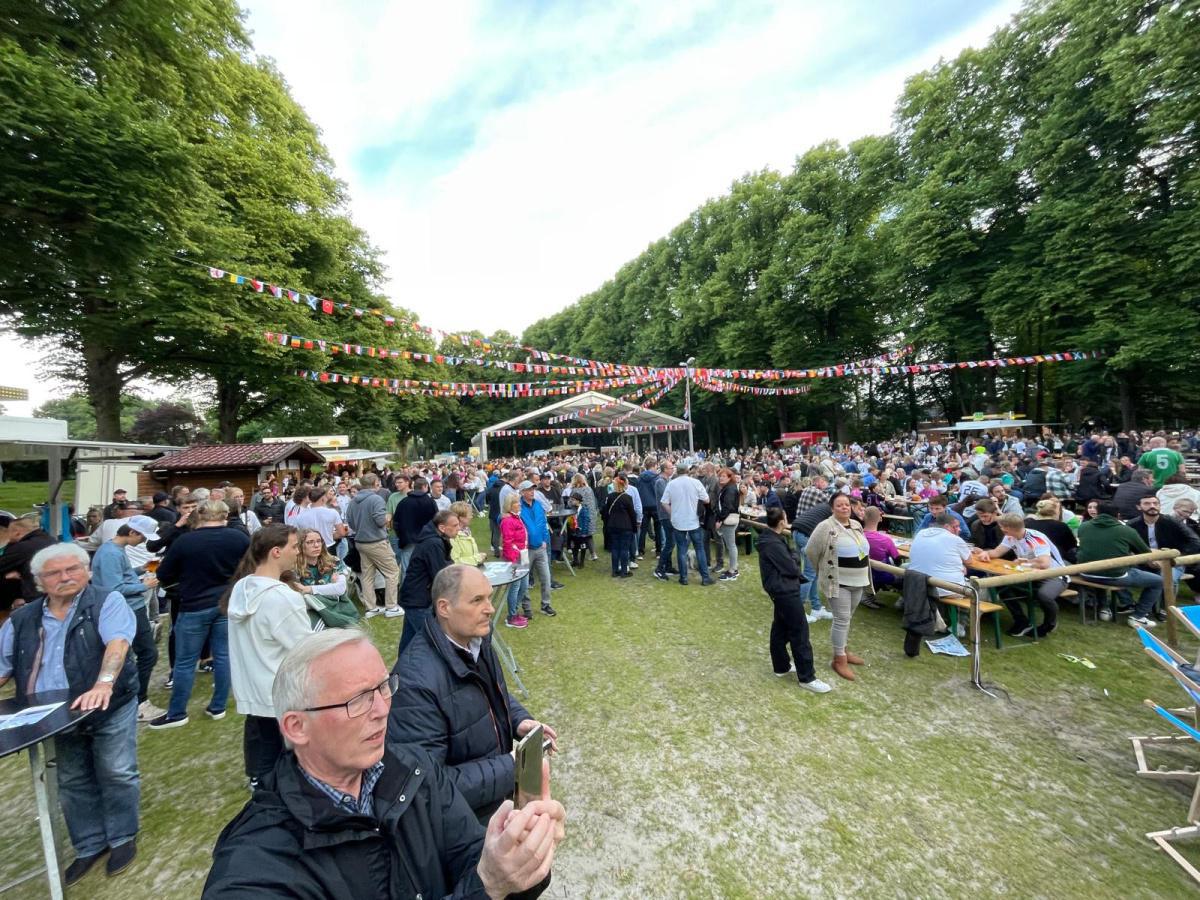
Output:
top-left (661, 476), bottom-right (709, 532)
top-left (1000, 528), bottom-right (1065, 567)
top-left (907, 527), bottom-right (971, 596)
top-left (294, 505), bottom-right (343, 547)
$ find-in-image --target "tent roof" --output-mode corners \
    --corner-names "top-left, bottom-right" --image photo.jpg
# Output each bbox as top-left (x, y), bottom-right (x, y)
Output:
top-left (477, 391), bottom-right (688, 435)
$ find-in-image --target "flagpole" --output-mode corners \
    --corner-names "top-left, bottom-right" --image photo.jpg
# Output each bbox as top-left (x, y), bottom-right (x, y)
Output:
top-left (680, 356), bottom-right (695, 454)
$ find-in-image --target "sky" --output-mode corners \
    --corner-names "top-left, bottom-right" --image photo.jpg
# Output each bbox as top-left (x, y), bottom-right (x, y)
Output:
top-left (0, 0), bottom-right (1022, 417)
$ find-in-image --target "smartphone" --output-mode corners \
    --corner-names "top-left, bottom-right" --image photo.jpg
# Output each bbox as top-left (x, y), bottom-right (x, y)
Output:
top-left (513, 723), bottom-right (544, 809)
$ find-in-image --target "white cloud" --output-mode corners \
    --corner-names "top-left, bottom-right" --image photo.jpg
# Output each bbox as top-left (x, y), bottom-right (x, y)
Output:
top-left (0, 0), bottom-right (1022, 414)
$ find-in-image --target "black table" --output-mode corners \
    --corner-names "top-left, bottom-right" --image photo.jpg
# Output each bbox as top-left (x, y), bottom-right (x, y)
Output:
top-left (545, 508), bottom-right (577, 576)
top-left (0, 690), bottom-right (93, 900)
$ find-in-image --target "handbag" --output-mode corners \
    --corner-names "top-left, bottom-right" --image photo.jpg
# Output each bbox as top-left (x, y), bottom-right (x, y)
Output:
top-left (723, 513), bottom-right (740, 527)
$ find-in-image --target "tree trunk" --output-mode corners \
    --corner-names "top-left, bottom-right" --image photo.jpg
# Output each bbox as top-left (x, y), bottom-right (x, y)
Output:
top-left (82, 342), bottom-right (125, 440)
top-left (215, 377), bottom-right (245, 442)
top-left (1118, 374), bottom-right (1137, 431)
top-left (906, 374), bottom-right (919, 431)
top-left (1034, 364), bottom-right (1045, 424)
top-left (775, 394), bottom-right (788, 436)
top-left (738, 400), bottom-right (750, 450)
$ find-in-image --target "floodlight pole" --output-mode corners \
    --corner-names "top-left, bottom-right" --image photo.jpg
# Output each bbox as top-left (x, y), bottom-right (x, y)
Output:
top-left (679, 356), bottom-right (695, 454)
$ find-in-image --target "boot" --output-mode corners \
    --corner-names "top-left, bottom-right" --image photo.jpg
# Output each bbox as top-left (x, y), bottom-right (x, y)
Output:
top-left (844, 650), bottom-right (865, 666)
top-left (831, 654), bottom-right (856, 681)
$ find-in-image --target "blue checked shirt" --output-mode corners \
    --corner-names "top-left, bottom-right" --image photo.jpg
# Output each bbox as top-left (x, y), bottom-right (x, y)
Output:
top-left (301, 760), bottom-right (385, 817)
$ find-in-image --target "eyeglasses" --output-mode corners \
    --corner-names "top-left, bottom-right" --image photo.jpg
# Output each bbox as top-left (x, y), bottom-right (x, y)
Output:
top-left (303, 673), bottom-right (400, 719)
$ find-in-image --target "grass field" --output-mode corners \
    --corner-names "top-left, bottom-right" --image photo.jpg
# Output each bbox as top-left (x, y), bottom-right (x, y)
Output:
top-left (0, 480), bottom-right (74, 516)
top-left (1, 515), bottom-right (1198, 898)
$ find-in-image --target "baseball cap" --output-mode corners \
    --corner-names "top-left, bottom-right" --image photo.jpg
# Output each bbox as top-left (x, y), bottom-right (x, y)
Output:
top-left (126, 515), bottom-right (160, 541)
top-left (518, 480), bottom-right (535, 490)
top-left (112, 488), bottom-right (128, 495)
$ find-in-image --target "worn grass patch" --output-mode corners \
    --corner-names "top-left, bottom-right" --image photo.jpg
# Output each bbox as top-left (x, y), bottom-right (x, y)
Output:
top-left (1, 518), bottom-right (1198, 898)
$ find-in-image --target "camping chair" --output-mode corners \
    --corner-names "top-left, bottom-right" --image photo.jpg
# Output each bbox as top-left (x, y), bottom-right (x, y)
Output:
top-left (1135, 626), bottom-right (1200, 726)
top-left (1140, 701), bottom-right (1200, 885)
top-left (1171, 604), bottom-right (1200, 663)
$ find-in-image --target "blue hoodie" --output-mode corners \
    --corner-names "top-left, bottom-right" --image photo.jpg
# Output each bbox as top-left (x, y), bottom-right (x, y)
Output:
top-left (635, 470), bottom-right (659, 511)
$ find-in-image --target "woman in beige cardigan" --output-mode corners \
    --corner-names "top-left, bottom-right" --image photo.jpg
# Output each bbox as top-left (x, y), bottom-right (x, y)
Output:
top-left (805, 493), bottom-right (874, 681)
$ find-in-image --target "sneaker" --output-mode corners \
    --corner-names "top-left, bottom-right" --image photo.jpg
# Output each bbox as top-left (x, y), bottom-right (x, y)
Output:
top-left (799, 678), bottom-right (833, 694)
top-left (1036, 621), bottom-right (1058, 638)
top-left (653, 570), bottom-right (668, 581)
top-left (364, 607), bottom-right (384, 619)
top-left (1006, 623), bottom-right (1035, 637)
top-left (163, 676), bottom-right (173, 689)
top-left (629, 562), bottom-right (638, 569)
top-left (550, 582), bottom-right (565, 590)
top-left (541, 604), bottom-right (557, 617)
top-left (106, 839), bottom-right (136, 876)
top-left (1128, 615), bottom-right (1156, 629)
top-left (137, 700), bottom-right (166, 723)
top-left (248, 778), bottom-right (259, 793)
top-left (64, 850), bottom-right (107, 886)
top-left (204, 707), bottom-right (226, 720)
top-left (811, 609), bottom-right (833, 621)
top-left (861, 597), bottom-right (883, 610)
top-left (774, 663), bottom-right (795, 677)
top-left (590, 554), bottom-right (599, 561)
top-left (700, 579), bottom-right (716, 586)
top-left (806, 613), bottom-right (819, 624)
top-left (635, 555), bottom-right (644, 560)
top-left (147, 713), bottom-right (189, 730)
top-left (505, 615), bottom-right (529, 629)
top-left (198, 661), bottom-right (214, 674)
top-left (1098, 607), bottom-right (1113, 622)
top-left (726, 570), bottom-right (739, 580)
top-left (384, 607), bottom-right (404, 618)
top-left (718, 571), bottom-right (735, 581)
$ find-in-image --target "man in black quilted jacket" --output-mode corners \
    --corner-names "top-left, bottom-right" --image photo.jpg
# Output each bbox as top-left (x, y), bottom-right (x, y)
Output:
top-left (388, 565), bottom-right (557, 822)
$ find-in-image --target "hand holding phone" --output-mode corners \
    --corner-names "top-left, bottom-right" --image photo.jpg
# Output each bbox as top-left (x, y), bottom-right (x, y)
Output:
top-left (513, 723), bottom-right (544, 809)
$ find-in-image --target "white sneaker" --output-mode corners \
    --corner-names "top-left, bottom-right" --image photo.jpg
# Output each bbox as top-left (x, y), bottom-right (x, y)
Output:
top-left (956, 623), bottom-right (966, 639)
top-left (1128, 615), bottom-right (1155, 629)
top-left (364, 607), bottom-right (384, 619)
top-left (384, 607), bottom-right (405, 619)
top-left (811, 608), bottom-right (834, 621)
top-left (806, 613), bottom-right (818, 624)
top-left (629, 562), bottom-right (638, 569)
top-left (1098, 607), bottom-right (1113, 622)
top-left (137, 700), bottom-right (166, 723)
top-left (799, 678), bottom-right (833, 694)
top-left (774, 664), bottom-right (795, 678)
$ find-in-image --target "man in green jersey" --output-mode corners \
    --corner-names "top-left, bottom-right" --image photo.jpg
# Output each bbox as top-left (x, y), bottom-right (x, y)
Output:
top-left (1138, 436), bottom-right (1185, 489)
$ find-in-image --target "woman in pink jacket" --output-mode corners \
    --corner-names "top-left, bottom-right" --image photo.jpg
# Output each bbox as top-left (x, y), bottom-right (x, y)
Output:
top-left (499, 495), bottom-right (530, 629)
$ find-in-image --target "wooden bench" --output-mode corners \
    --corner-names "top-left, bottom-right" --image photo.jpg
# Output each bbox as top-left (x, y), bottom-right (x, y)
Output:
top-left (1071, 574), bottom-right (1192, 624)
top-left (939, 595), bottom-right (1006, 648)
top-left (882, 513), bottom-right (915, 536)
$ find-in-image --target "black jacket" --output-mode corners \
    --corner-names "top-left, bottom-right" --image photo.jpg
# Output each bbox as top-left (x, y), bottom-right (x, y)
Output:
top-left (604, 491), bottom-right (637, 532)
top-left (202, 745), bottom-right (549, 899)
top-left (389, 616), bottom-right (531, 820)
top-left (1113, 482), bottom-right (1156, 520)
top-left (791, 502), bottom-right (832, 538)
top-left (394, 492), bottom-right (439, 549)
top-left (1024, 517), bottom-right (1078, 564)
top-left (756, 529), bottom-right (805, 599)
top-left (1074, 466), bottom-right (1109, 503)
top-left (254, 496), bottom-right (285, 525)
top-left (0, 528), bottom-right (57, 604)
top-left (157, 526), bottom-right (250, 612)
top-left (400, 522), bottom-right (451, 610)
top-left (1126, 515), bottom-right (1200, 557)
top-left (716, 483), bottom-right (740, 521)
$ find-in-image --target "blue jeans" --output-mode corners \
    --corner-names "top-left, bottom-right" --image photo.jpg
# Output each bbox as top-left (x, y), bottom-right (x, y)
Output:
top-left (611, 531), bottom-right (634, 575)
top-left (398, 605), bottom-right (430, 655)
top-left (389, 533), bottom-right (403, 566)
top-left (674, 527), bottom-right (711, 584)
top-left (791, 531), bottom-right (824, 611)
top-left (506, 574), bottom-right (529, 617)
top-left (656, 520), bottom-right (676, 572)
top-left (57, 697), bottom-right (139, 856)
top-left (168, 606), bottom-right (230, 718)
top-left (400, 545), bottom-right (415, 574)
top-left (1088, 567), bottom-right (1181, 617)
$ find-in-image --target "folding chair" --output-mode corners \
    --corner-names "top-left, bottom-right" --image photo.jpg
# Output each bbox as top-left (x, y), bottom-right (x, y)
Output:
top-left (1171, 603), bottom-right (1200, 648)
top-left (1140, 702), bottom-right (1200, 885)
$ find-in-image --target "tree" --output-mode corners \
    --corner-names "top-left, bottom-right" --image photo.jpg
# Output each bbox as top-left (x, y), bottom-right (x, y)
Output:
top-left (33, 393), bottom-right (156, 440)
top-left (128, 402), bottom-right (205, 446)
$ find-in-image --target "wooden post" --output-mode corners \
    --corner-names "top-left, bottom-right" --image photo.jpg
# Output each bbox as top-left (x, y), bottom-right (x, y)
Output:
top-left (1161, 558), bottom-right (1179, 649)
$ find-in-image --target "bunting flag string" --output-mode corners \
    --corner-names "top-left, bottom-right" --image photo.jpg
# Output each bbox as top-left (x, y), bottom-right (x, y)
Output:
top-left (547, 375), bottom-right (676, 424)
top-left (294, 370), bottom-right (649, 397)
top-left (610, 378), bottom-right (679, 426)
top-left (691, 349), bottom-right (1106, 393)
top-left (488, 424), bottom-right (690, 437)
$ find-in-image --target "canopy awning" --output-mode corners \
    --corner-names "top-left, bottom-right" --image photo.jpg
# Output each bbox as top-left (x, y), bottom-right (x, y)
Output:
top-left (478, 391), bottom-right (688, 434)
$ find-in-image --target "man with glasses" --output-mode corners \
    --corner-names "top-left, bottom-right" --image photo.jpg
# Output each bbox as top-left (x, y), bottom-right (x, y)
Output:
top-left (0, 544), bottom-right (141, 884)
top-left (204, 629), bottom-right (564, 898)
top-left (389, 565), bottom-right (557, 822)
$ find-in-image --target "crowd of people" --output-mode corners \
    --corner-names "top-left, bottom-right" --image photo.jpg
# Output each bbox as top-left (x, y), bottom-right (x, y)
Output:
top-left (0, 422), bottom-right (1195, 893)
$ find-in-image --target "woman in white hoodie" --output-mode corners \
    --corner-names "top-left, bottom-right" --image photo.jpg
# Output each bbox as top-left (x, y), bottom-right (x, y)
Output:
top-left (221, 524), bottom-right (312, 789)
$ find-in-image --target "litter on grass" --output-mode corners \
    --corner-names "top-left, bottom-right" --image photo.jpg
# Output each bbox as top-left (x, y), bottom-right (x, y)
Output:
top-left (925, 635), bottom-right (969, 657)
top-left (1058, 654), bottom-right (1096, 669)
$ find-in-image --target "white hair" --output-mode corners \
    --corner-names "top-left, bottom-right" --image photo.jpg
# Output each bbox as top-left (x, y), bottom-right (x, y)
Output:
top-left (30, 542), bottom-right (90, 579)
top-left (272, 629), bottom-right (375, 746)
